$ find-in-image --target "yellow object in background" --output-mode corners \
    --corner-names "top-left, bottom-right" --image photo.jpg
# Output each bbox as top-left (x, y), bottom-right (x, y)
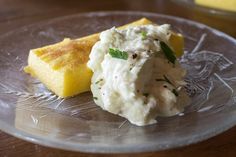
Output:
top-left (195, 0), bottom-right (236, 12)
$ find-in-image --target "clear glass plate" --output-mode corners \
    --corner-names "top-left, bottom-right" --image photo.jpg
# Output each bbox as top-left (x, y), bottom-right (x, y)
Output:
top-left (1, 11), bottom-right (236, 153)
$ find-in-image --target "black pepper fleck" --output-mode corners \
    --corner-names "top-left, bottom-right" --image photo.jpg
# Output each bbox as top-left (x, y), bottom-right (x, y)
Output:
top-left (95, 78), bottom-right (103, 84)
top-left (132, 53), bottom-right (138, 59)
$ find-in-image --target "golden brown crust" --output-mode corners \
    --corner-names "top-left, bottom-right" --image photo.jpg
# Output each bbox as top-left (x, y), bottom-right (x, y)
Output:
top-left (33, 38), bottom-right (95, 70)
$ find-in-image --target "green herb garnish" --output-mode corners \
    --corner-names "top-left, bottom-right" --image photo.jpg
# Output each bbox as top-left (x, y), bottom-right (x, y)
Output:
top-left (95, 79), bottom-right (103, 84)
top-left (172, 89), bottom-right (179, 97)
top-left (163, 75), bottom-right (173, 86)
top-left (93, 97), bottom-right (98, 100)
top-left (141, 31), bottom-right (147, 40)
top-left (156, 75), bottom-right (174, 86)
top-left (156, 75), bottom-right (179, 97)
top-left (109, 48), bottom-right (128, 60)
top-left (160, 41), bottom-right (176, 64)
top-left (156, 75), bottom-right (173, 85)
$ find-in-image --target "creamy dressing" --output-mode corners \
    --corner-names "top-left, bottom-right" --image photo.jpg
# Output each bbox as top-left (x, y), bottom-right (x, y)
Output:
top-left (87, 24), bottom-right (189, 126)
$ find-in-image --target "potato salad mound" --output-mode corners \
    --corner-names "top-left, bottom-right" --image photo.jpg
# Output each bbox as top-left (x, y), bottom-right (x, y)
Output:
top-left (87, 24), bottom-right (189, 126)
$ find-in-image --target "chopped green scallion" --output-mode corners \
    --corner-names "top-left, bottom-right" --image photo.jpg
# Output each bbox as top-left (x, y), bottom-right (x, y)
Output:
top-left (160, 41), bottom-right (176, 64)
top-left (109, 48), bottom-right (128, 60)
top-left (141, 31), bottom-right (147, 40)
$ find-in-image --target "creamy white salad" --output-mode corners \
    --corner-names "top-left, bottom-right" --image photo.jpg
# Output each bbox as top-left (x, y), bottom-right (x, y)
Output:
top-left (87, 24), bottom-right (189, 126)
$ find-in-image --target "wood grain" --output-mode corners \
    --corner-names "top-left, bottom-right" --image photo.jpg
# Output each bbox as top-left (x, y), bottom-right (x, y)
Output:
top-left (0, 0), bottom-right (236, 156)
top-left (1, 126), bottom-right (236, 157)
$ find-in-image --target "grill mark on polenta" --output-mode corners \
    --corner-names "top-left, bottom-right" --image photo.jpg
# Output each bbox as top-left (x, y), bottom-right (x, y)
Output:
top-left (34, 39), bottom-right (93, 70)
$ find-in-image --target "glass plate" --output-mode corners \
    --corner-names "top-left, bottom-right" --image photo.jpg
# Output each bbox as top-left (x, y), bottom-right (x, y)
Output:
top-left (1, 11), bottom-right (236, 153)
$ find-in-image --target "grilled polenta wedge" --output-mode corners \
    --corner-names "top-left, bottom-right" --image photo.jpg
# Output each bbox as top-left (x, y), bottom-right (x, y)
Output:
top-left (24, 18), bottom-right (184, 98)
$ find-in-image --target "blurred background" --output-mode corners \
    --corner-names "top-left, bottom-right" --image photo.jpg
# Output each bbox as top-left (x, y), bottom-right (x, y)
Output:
top-left (1, 0), bottom-right (236, 37)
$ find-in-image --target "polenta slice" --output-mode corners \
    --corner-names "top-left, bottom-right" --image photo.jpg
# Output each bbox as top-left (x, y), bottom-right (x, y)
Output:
top-left (24, 18), bottom-right (184, 98)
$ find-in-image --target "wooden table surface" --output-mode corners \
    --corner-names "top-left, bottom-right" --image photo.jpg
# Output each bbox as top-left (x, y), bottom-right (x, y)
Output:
top-left (1, 0), bottom-right (236, 156)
